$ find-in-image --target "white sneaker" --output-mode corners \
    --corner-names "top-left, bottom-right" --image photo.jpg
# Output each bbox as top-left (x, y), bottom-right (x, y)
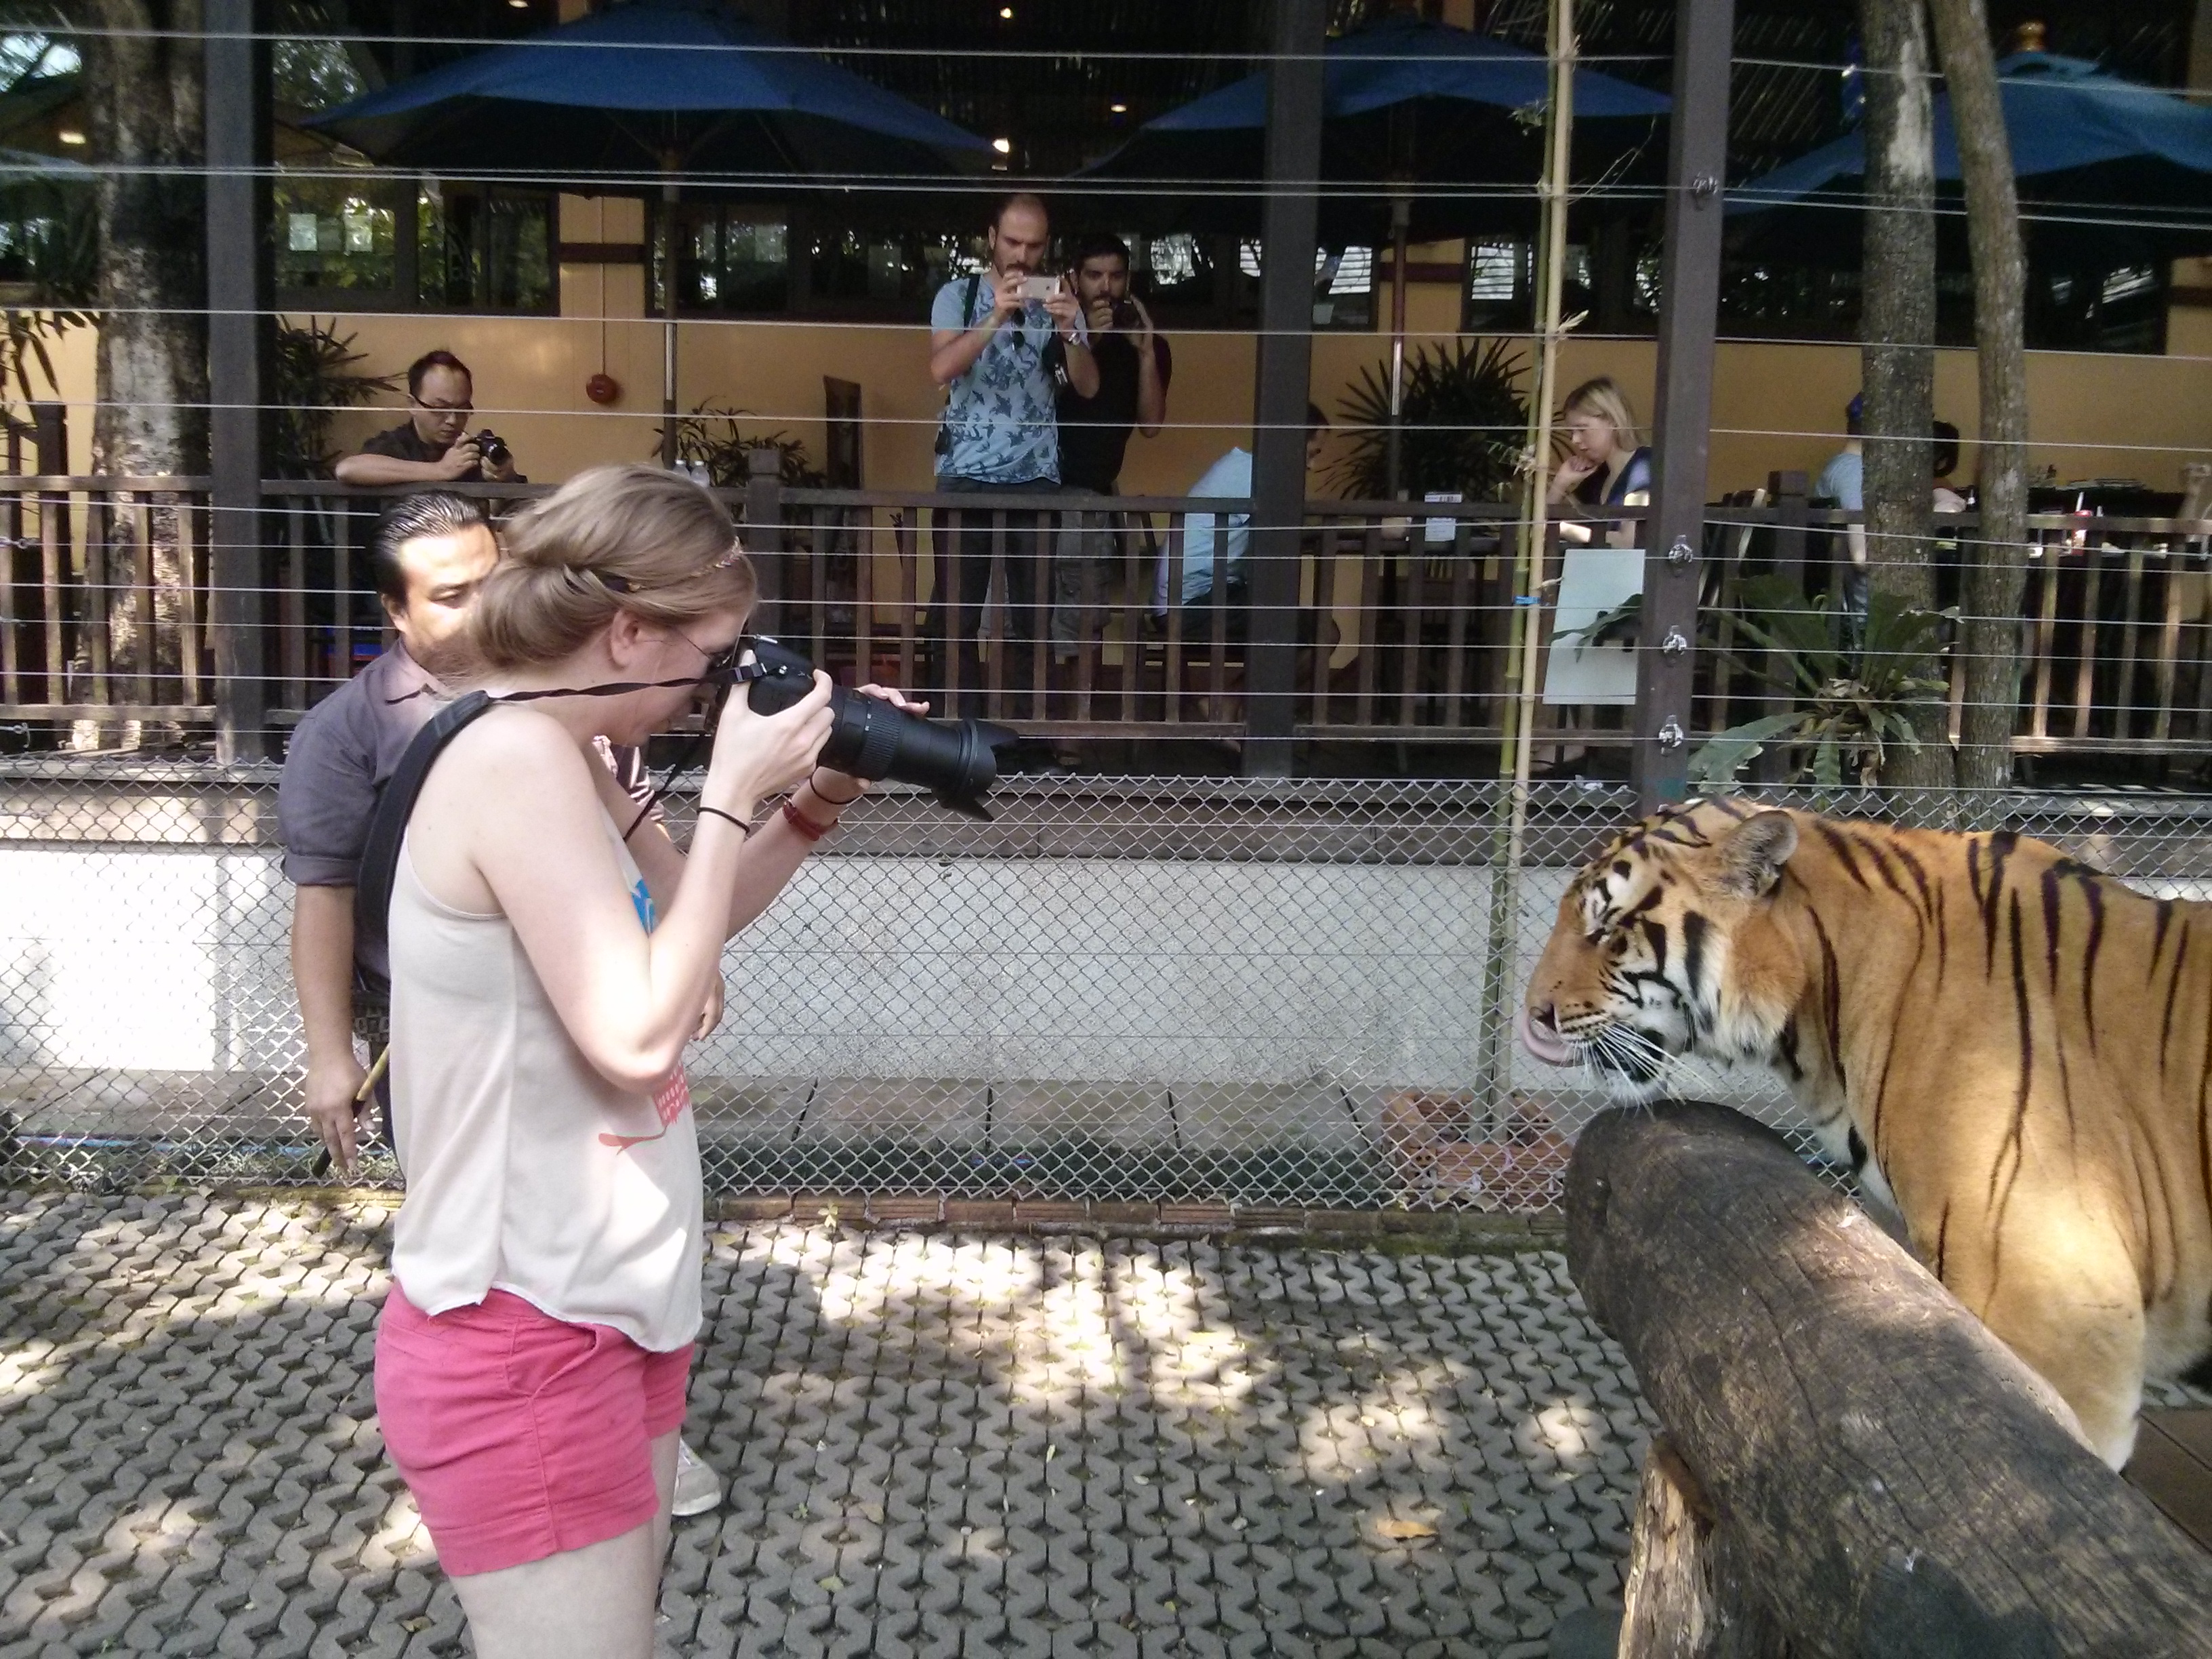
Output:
top-left (672, 1437), bottom-right (724, 1517)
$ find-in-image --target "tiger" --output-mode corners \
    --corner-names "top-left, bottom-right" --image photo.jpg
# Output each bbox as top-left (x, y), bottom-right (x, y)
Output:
top-left (1521, 796), bottom-right (2212, 1471)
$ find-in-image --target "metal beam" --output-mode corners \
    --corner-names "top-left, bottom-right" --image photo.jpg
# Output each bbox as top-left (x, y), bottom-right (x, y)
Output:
top-left (1631, 0), bottom-right (1735, 810)
top-left (205, 0), bottom-right (270, 764)
top-left (1242, 0), bottom-right (1327, 777)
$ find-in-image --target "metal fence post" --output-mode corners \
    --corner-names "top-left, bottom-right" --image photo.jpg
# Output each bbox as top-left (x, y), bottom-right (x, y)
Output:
top-left (744, 446), bottom-right (785, 636)
top-left (1242, 0), bottom-right (1327, 777)
top-left (1632, 0), bottom-right (1736, 811)
top-left (205, 0), bottom-right (270, 764)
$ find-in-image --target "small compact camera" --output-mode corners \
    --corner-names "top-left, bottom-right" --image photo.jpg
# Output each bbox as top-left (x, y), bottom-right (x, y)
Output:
top-left (471, 430), bottom-right (511, 469)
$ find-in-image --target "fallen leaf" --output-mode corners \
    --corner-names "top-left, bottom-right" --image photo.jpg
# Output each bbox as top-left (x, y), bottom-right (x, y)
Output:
top-left (1372, 1518), bottom-right (1437, 1542)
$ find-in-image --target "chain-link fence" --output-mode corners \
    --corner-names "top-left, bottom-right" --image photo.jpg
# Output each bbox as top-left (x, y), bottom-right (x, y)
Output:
top-left (7, 760), bottom-right (2212, 1214)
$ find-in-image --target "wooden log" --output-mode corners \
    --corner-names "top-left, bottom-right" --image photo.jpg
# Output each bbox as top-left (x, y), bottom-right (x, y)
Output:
top-left (1565, 1100), bottom-right (2212, 1658)
top-left (1618, 1435), bottom-right (1790, 1659)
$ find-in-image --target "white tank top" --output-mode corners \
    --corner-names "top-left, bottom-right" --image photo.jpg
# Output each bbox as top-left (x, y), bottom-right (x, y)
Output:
top-left (385, 815), bottom-right (703, 1351)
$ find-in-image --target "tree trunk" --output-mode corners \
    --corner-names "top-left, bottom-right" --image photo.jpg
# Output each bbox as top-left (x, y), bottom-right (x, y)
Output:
top-left (1618, 1436), bottom-right (1794, 1659)
top-left (1565, 1101), bottom-right (2212, 1658)
top-left (1927, 0), bottom-right (2030, 792)
top-left (74, 1), bottom-right (208, 747)
top-left (1857, 0), bottom-right (1952, 793)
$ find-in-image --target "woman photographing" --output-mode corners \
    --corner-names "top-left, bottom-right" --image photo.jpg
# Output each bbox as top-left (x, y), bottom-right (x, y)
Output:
top-left (1544, 376), bottom-right (1653, 548)
top-left (372, 463), bottom-right (919, 1658)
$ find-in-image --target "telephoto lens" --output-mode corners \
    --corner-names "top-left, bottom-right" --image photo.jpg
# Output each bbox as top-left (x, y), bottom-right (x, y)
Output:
top-left (741, 636), bottom-right (1013, 819)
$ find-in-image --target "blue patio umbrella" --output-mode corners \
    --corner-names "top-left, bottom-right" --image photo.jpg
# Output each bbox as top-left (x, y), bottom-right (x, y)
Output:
top-left (311, 0), bottom-right (988, 189)
top-left (1073, 14), bottom-right (1670, 243)
top-left (1729, 51), bottom-right (2212, 266)
top-left (312, 0), bottom-right (989, 461)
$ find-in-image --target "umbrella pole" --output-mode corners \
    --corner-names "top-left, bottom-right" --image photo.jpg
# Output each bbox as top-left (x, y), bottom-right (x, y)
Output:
top-left (661, 161), bottom-right (680, 469)
top-left (1476, 0), bottom-right (1576, 1120)
top-left (1385, 192), bottom-right (1411, 499)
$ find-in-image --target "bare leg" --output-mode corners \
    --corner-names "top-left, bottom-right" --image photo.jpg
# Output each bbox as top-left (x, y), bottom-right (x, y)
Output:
top-left (448, 1431), bottom-right (680, 1659)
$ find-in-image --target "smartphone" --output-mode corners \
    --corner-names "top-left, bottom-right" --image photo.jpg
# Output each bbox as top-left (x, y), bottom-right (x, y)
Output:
top-left (1017, 274), bottom-right (1062, 304)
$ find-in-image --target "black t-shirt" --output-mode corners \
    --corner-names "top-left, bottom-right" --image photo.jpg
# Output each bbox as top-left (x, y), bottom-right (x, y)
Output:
top-left (1056, 331), bottom-right (1172, 493)
top-left (361, 420), bottom-right (477, 478)
top-left (355, 423), bottom-right (527, 485)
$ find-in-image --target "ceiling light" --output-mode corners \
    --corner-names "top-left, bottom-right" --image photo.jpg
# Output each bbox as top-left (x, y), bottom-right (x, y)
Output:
top-left (1000, 6), bottom-right (1014, 17)
top-left (991, 137), bottom-right (1012, 155)
top-left (1109, 102), bottom-right (1128, 115)
top-left (56, 128), bottom-right (85, 145)
top-left (508, 0), bottom-right (529, 8)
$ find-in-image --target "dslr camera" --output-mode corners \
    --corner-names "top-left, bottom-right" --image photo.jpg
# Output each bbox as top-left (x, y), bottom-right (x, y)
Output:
top-left (738, 636), bottom-right (1014, 819)
top-left (470, 430), bottom-right (511, 470)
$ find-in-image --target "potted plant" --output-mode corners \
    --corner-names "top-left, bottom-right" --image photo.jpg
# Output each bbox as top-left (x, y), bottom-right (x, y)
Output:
top-left (1689, 575), bottom-right (1954, 790)
top-left (1330, 337), bottom-right (1528, 503)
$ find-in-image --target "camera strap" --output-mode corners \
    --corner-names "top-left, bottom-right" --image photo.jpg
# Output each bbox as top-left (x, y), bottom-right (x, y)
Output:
top-left (353, 689), bottom-right (498, 1008)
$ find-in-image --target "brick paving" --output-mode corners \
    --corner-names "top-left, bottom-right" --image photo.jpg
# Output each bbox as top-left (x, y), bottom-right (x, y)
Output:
top-left (0, 1191), bottom-right (1653, 1658)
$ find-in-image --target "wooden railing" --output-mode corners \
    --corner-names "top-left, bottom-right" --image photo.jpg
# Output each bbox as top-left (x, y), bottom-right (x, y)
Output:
top-left (5, 468), bottom-right (2209, 776)
top-left (0, 474), bottom-right (215, 726)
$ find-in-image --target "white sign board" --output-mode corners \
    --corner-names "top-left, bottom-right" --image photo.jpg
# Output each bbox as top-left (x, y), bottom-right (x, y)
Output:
top-left (1541, 546), bottom-right (1644, 707)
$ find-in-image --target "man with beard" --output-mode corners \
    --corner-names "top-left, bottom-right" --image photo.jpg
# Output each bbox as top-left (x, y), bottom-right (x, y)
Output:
top-left (276, 493), bottom-right (729, 1516)
top-left (1050, 234), bottom-right (1170, 676)
top-left (928, 193), bottom-right (1097, 716)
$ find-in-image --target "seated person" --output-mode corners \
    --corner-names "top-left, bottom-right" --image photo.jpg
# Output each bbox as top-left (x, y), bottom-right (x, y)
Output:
top-left (1545, 376), bottom-right (1652, 548)
top-left (335, 350), bottom-right (523, 489)
top-left (1817, 392), bottom-right (1869, 624)
top-left (1155, 404), bottom-right (1330, 637)
top-left (1931, 419), bottom-right (1967, 513)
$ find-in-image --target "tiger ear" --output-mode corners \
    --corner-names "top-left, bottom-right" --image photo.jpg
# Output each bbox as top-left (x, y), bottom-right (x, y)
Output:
top-left (1713, 811), bottom-right (1799, 898)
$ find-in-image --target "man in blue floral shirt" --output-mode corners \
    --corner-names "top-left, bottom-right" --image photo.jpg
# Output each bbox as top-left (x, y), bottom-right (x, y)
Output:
top-left (928, 193), bottom-right (1096, 713)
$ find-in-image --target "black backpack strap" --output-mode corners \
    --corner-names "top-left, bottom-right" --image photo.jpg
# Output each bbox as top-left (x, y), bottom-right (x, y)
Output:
top-left (352, 689), bottom-right (499, 1000)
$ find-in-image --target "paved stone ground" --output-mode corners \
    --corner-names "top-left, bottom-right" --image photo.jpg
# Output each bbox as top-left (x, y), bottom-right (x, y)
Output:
top-left (0, 1191), bottom-right (1652, 1659)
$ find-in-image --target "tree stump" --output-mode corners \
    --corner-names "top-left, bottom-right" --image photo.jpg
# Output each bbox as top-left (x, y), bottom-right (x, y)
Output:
top-left (1566, 1099), bottom-right (2212, 1658)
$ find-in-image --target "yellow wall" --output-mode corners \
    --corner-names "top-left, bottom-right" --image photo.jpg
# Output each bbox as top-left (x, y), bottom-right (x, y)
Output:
top-left (20, 210), bottom-right (2211, 502)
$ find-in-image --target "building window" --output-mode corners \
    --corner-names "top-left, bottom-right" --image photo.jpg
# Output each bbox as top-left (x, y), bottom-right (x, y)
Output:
top-left (805, 228), bottom-right (970, 308)
top-left (1313, 245), bottom-right (1374, 330)
top-left (674, 208), bottom-right (790, 312)
top-left (272, 171), bottom-right (554, 314)
top-left (275, 172), bottom-right (402, 293)
top-left (417, 182), bottom-right (554, 312)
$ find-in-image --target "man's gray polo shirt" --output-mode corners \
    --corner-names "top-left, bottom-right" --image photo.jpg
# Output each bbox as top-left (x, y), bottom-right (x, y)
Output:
top-left (276, 642), bottom-right (443, 982)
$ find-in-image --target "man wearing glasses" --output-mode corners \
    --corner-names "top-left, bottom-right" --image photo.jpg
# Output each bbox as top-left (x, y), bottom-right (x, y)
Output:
top-left (336, 350), bottom-right (524, 488)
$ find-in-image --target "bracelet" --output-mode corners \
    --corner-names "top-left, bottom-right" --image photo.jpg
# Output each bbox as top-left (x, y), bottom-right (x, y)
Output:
top-left (696, 804), bottom-right (753, 838)
top-left (808, 775), bottom-right (864, 808)
top-left (781, 797), bottom-right (835, 843)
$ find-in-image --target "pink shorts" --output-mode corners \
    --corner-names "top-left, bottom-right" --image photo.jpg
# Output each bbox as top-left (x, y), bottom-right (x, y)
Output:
top-left (373, 1282), bottom-right (694, 1577)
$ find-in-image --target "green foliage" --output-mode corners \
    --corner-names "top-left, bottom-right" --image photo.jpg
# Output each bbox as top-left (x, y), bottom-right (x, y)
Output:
top-left (657, 401), bottom-right (826, 489)
top-left (1330, 337), bottom-right (1528, 503)
top-left (272, 318), bottom-right (396, 478)
top-left (1689, 575), bottom-right (1953, 790)
top-left (0, 306), bottom-right (85, 443)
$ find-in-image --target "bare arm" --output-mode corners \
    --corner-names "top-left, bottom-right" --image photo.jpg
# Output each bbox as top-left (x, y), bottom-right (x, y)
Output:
top-left (335, 442), bottom-right (476, 487)
top-left (1132, 300), bottom-right (1166, 436)
top-left (292, 884), bottom-right (369, 1171)
top-left (413, 681), bottom-right (836, 1092)
top-left (1043, 287), bottom-right (1099, 399)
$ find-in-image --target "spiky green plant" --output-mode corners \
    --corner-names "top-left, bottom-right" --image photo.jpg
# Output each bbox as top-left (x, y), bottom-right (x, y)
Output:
top-left (1330, 337), bottom-right (1528, 502)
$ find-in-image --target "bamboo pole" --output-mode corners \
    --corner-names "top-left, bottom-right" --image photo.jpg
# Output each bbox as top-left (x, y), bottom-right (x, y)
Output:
top-left (1474, 0), bottom-right (1576, 1120)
